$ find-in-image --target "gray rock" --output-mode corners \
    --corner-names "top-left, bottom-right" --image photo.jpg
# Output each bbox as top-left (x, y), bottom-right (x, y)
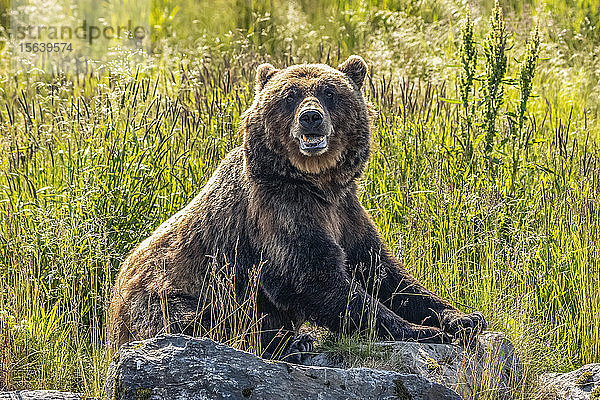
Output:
top-left (308, 332), bottom-right (523, 400)
top-left (106, 333), bottom-right (462, 400)
top-left (538, 363), bottom-right (600, 399)
top-left (0, 391), bottom-right (92, 400)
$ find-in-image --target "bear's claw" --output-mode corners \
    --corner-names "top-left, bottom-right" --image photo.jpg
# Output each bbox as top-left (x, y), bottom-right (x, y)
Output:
top-left (441, 310), bottom-right (487, 343)
top-left (282, 333), bottom-right (315, 364)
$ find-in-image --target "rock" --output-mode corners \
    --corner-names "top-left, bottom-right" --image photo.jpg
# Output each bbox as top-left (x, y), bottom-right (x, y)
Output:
top-left (308, 332), bottom-right (523, 400)
top-left (0, 391), bottom-right (92, 400)
top-left (538, 363), bottom-right (600, 400)
top-left (107, 333), bottom-right (462, 400)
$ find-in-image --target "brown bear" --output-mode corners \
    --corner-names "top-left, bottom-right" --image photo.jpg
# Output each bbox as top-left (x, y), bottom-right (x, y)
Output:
top-left (108, 55), bottom-right (486, 358)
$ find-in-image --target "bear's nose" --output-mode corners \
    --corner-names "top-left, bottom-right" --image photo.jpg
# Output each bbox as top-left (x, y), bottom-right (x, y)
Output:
top-left (299, 109), bottom-right (324, 130)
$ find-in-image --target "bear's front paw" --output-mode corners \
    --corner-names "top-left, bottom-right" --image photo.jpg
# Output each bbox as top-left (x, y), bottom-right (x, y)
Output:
top-left (282, 333), bottom-right (315, 364)
top-left (441, 310), bottom-right (487, 342)
top-left (406, 326), bottom-right (452, 344)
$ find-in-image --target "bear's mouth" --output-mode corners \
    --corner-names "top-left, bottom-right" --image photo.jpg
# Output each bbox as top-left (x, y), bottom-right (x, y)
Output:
top-left (299, 134), bottom-right (328, 153)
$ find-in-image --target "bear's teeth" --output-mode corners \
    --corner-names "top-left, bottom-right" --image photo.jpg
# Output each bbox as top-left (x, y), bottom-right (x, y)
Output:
top-left (302, 135), bottom-right (308, 142)
top-left (307, 136), bottom-right (324, 143)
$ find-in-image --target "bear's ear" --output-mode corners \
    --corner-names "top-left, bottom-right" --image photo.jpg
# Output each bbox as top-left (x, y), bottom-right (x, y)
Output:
top-left (337, 55), bottom-right (368, 89)
top-left (256, 63), bottom-right (278, 92)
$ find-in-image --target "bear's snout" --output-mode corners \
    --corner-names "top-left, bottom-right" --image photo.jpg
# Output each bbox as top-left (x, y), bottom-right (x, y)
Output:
top-left (299, 109), bottom-right (323, 130)
top-left (293, 102), bottom-right (332, 155)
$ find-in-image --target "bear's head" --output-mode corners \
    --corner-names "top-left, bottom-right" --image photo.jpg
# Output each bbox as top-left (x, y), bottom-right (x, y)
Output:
top-left (243, 56), bottom-right (372, 184)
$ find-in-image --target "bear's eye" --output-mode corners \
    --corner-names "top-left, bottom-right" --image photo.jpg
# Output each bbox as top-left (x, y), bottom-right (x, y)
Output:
top-left (324, 88), bottom-right (335, 98)
top-left (285, 93), bottom-right (296, 104)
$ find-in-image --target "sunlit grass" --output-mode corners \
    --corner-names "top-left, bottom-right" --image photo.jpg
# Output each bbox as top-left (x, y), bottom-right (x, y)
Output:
top-left (0, 0), bottom-right (599, 398)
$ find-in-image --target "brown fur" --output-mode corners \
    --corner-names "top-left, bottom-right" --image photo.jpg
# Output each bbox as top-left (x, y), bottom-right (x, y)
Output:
top-left (108, 55), bottom-right (486, 354)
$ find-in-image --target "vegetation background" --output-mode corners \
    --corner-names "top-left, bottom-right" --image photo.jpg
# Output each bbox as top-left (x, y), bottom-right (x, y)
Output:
top-left (0, 0), bottom-right (599, 398)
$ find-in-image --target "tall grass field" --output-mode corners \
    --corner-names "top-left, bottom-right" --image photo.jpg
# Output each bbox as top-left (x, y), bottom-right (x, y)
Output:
top-left (1, 0), bottom-right (599, 398)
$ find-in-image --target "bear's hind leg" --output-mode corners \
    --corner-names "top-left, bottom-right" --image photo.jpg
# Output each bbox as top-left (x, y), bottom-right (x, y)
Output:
top-left (123, 291), bottom-right (206, 342)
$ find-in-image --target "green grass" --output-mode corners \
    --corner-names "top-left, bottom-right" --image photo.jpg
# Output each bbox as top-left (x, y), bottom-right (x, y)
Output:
top-left (1, 0), bottom-right (599, 398)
